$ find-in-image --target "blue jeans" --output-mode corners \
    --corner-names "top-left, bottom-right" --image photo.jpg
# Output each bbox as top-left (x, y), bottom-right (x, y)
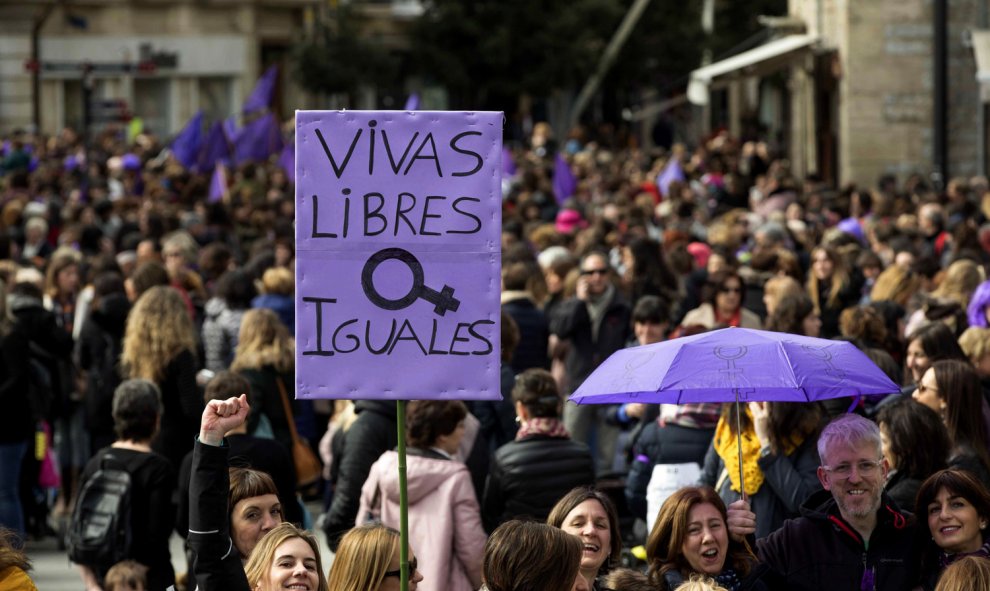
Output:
top-left (0, 440), bottom-right (27, 535)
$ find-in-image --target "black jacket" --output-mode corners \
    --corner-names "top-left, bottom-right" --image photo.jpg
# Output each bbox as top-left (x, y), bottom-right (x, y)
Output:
top-left (482, 434), bottom-right (594, 532)
top-left (700, 436), bottom-right (822, 540)
top-left (75, 293), bottom-right (129, 452)
top-left (188, 440), bottom-right (250, 591)
top-left (883, 469), bottom-right (924, 514)
top-left (550, 291), bottom-right (632, 394)
top-left (625, 421), bottom-right (714, 520)
top-left (502, 296), bottom-right (549, 372)
top-left (322, 399), bottom-right (397, 550)
top-left (755, 490), bottom-right (920, 591)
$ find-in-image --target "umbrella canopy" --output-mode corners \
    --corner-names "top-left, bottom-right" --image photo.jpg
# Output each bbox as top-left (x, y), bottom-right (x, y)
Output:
top-left (570, 327), bottom-right (899, 405)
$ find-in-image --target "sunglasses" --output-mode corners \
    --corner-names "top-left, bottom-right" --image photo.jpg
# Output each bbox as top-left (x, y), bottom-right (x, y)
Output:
top-left (581, 268), bottom-right (609, 276)
top-left (384, 558), bottom-right (418, 579)
top-left (719, 286), bottom-right (742, 294)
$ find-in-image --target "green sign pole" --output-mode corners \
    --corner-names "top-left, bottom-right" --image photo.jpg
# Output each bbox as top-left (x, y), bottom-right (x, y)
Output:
top-left (396, 400), bottom-right (409, 591)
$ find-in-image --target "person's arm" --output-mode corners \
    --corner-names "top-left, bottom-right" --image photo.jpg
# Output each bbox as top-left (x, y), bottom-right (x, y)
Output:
top-left (697, 440), bottom-right (720, 487)
top-left (188, 395), bottom-right (251, 591)
top-left (451, 470), bottom-right (487, 589)
top-left (76, 564), bottom-right (103, 591)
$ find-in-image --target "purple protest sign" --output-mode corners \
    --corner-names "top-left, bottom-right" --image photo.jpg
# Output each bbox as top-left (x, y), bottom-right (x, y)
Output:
top-left (295, 111), bottom-right (503, 401)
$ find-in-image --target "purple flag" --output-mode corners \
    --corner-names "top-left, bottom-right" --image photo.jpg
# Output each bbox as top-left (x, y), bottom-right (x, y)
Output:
top-left (279, 143), bottom-right (295, 184)
top-left (224, 116), bottom-right (240, 143)
top-left (656, 157), bottom-right (685, 197)
top-left (209, 161), bottom-right (228, 203)
top-left (234, 113), bottom-right (283, 165)
top-left (171, 111), bottom-right (204, 170)
top-left (403, 93), bottom-right (420, 111)
top-left (553, 153), bottom-right (576, 204)
top-left (501, 145), bottom-right (516, 178)
top-left (197, 122), bottom-right (231, 172)
top-left (243, 65), bottom-right (278, 114)
top-left (294, 110), bottom-right (503, 401)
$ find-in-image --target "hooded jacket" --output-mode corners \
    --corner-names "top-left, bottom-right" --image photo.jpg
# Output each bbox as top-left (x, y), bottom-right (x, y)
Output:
top-left (202, 297), bottom-right (246, 373)
top-left (358, 449), bottom-right (485, 591)
top-left (755, 489), bottom-right (920, 591)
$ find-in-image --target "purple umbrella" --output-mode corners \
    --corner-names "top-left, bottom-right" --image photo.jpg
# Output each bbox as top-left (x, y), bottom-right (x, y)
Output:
top-left (570, 327), bottom-right (899, 493)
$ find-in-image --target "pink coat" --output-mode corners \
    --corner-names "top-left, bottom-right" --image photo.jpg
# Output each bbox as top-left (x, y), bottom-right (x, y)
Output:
top-left (358, 450), bottom-right (485, 591)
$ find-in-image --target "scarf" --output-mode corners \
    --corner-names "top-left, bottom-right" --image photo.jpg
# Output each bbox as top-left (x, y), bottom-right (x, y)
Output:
top-left (516, 417), bottom-right (570, 440)
top-left (585, 283), bottom-right (614, 343)
top-left (713, 407), bottom-right (804, 496)
top-left (938, 539), bottom-right (990, 569)
top-left (714, 568), bottom-right (742, 591)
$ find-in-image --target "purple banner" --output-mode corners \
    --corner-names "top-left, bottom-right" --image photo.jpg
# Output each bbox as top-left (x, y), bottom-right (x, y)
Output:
top-left (295, 111), bottom-right (503, 401)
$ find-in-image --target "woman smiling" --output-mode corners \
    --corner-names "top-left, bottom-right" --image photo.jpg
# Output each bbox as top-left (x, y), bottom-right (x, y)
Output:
top-left (916, 470), bottom-right (990, 590)
top-left (547, 487), bottom-right (622, 591)
top-left (644, 486), bottom-right (767, 591)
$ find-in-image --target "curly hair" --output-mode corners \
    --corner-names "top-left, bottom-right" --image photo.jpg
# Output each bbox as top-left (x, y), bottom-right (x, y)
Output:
top-left (839, 306), bottom-right (888, 345)
top-left (121, 286), bottom-right (197, 382)
top-left (230, 308), bottom-right (294, 373)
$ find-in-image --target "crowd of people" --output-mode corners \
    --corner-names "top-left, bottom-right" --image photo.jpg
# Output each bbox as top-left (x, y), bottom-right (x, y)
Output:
top-left (2, 117), bottom-right (990, 591)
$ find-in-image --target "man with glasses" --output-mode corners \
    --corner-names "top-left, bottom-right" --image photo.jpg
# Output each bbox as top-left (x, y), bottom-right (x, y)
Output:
top-left (727, 413), bottom-right (920, 590)
top-left (550, 250), bottom-right (631, 473)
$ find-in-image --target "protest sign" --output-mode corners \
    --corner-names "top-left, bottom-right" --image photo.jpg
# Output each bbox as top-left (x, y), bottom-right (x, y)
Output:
top-left (295, 111), bottom-right (503, 401)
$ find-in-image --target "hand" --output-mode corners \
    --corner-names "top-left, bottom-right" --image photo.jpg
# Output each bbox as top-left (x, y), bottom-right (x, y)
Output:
top-left (625, 403), bottom-right (647, 419)
top-left (748, 401), bottom-right (771, 448)
top-left (199, 394), bottom-right (250, 446)
top-left (576, 277), bottom-right (589, 301)
top-left (726, 499), bottom-right (757, 542)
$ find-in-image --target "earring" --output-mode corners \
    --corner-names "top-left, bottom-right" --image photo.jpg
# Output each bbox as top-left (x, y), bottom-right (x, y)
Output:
top-left (981, 522), bottom-right (987, 530)
top-left (514, 416), bottom-right (521, 424)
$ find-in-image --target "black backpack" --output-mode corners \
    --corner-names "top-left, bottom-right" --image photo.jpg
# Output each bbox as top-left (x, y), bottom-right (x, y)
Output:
top-left (67, 453), bottom-right (144, 574)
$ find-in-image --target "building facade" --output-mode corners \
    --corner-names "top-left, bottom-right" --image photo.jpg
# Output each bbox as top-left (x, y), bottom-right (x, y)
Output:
top-left (0, 0), bottom-right (319, 137)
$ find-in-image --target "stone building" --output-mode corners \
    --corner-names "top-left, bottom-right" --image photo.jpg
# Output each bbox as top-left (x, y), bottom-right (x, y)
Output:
top-left (690, 0), bottom-right (988, 188)
top-left (0, 0), bottom-right (319, 136)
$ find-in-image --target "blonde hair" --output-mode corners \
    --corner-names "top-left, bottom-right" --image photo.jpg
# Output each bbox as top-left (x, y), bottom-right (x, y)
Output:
top-left (807, 246), bottom-right (849, 310)
top-left (260, 267), bottom-right (294, 296)
top-left (675, 574), bottom-right (730, 591)
top-left (763, 275), bottom-right (802, 316)
top-left (932, 260), bottom-right (985, 308)
top-left (959, 327), bottom-right (990, 364)
top-left (104, 560), bottom-right (148, 591)
top-left (326, 524), bottom-right (399, 591)
top-left (935, 555), bottom-right (990, 591)
top-left (244, 523), bottom-right (329, 591)
top-left (44, 247), bottom-right (80, 298)
top-left (871, 265), bottom-right (921, 307)
top-left (230, 308), bottom-right (294, 373)
top-left (121, 286), bottom-right (198, 382)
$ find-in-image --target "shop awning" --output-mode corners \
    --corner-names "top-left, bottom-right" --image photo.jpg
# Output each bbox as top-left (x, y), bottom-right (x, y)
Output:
top-left (688, 34), bottom-right (818, 106)
top-left (972, 30), bottom-right (990, 102)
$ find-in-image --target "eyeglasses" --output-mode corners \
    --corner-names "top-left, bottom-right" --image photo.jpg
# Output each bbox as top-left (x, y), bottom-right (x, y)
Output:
top-left (384, 558), bottom-right (418, 579)
top-left (581, 268), bottom-right (609, 277)
top-left (719, 286), bottom-right (742, 294)
top-left (822, 459), bottom-right (883, 479)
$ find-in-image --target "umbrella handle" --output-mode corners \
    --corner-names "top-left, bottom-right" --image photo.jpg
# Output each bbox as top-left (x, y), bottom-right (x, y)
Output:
top-left (735, 397), bottom-right (747, 502)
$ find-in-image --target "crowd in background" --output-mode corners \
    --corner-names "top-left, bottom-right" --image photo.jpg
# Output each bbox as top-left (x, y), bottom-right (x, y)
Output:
top-left (2, 117), bottom-right (990, 590)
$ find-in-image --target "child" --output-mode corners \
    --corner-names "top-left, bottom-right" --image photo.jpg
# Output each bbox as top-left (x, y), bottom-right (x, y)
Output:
top-left (104, 560), bottom-right (147, 591)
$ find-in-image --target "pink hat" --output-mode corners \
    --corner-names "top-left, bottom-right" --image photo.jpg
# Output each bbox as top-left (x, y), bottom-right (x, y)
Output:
top-left (686, 242), bottom-right (712, 269)
top-left (555, 209), bottom-right (588, 234)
